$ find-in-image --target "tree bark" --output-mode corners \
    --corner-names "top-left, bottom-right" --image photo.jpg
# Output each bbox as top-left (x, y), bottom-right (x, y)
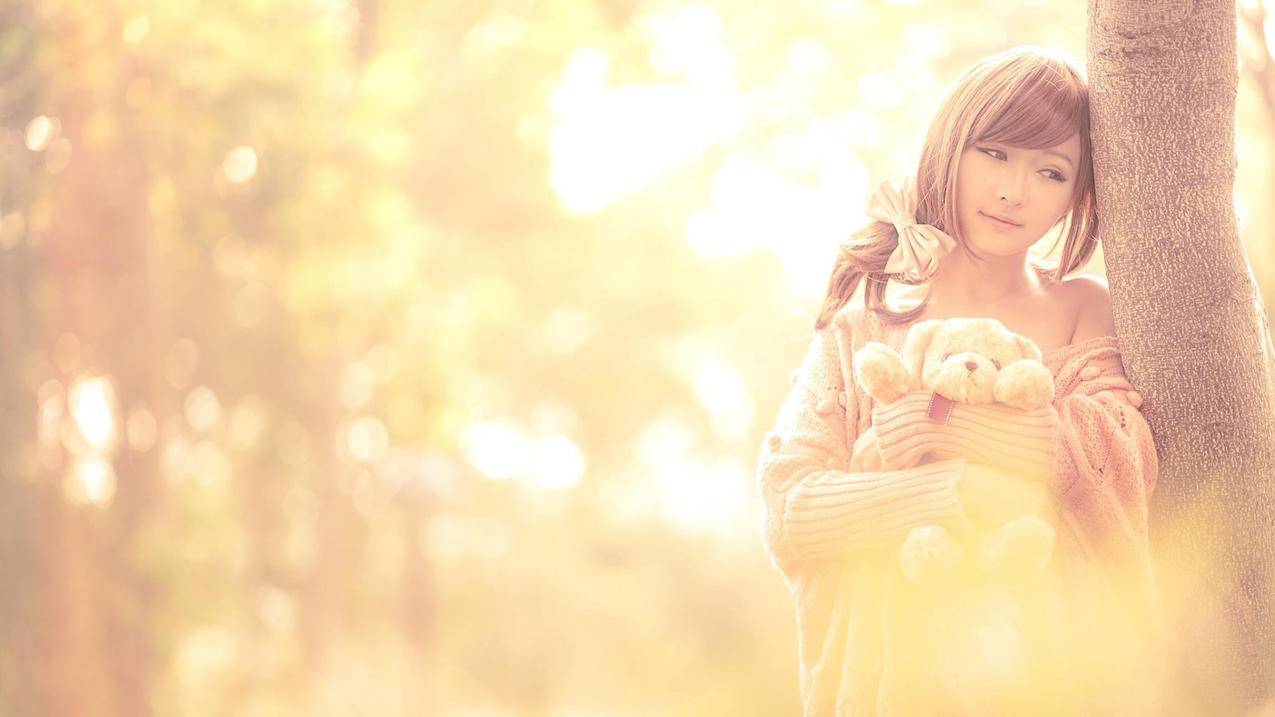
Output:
top-left (1088, 1), bottom-right (1275, 713)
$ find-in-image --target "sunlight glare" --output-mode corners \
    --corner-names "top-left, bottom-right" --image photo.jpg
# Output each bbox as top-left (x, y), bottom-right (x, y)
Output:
top-left (685, 153), bottom-right (868, 297)
top-left (185, 385), bottom-right (222, 432)
top-left (66, 455), bottom-right (117, 507)
top-left (903, 25), bottom-right (947, 58)
top-left (823, 0), bottom-right (860, 14)
top-left (789, 39), bottom-right (831, 78)
top-left (652, 456), bottom-right (749, 535)
top-left (461, 421), bottom-right (530, 481)
top-left (932, 591), bottom-right (1027, 711)
top-left (25, 115), bottom-right (56, 152)
top-left (1265, 9), bottom-right (1275, 54)
top-left (859, 72), bottom-right (902, 110)
top-left (635, 413), bottom-right (747, 534)
top-left (644, 4), bottom-right (734, 87)
top-left (223, 146), bottom-right (258, 184)
top-left (462, 12), bottom-right (526, 55)
top-left (638, 413), bottom-right (698, 469)
top-left (526, 434), bottom-right (586, 491)
top-left (550, 46), bottom-right (743, 214)
top-left (693, 361), bottom-right (753, 440)
top-left (69, 376), bottom-right (116, 452)
top-left (346, 416), bottom-right (389, 463)
top-left (895, 54), bottom-right (936, 92)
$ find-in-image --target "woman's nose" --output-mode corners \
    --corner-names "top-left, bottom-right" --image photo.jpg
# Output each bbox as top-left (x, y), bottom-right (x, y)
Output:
top-left (965, 361), bottom-right (978, 372)
top-left (997, 169), bottom-right (1029, 206)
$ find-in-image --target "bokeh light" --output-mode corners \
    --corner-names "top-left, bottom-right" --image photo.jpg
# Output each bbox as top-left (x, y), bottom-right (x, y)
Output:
top-left (222, 145), bottom-right (258, 184)
top-left (69, 376), bottom-right (117, 453)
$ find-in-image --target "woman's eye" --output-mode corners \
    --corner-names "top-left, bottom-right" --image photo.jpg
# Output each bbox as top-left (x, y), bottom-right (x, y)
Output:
top-left (942, 353), bottom-right (952, 361)
top-left (991, 359), bottom-right (1002, 369)
top-left (981, 147), bottom-right (1067, 182)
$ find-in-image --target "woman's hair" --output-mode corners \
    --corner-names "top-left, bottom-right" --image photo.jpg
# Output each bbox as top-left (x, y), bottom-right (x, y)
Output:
top-left (814, 45), bottom-right (1099, 331)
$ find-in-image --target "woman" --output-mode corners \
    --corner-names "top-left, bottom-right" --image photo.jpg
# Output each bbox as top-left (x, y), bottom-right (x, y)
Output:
top-left (757, 45), bottom-right (1164, 715)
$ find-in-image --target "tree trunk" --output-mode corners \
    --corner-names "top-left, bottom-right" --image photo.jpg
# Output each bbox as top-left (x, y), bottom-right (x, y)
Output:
top-left (1088, 1), bottom-right (1275, 713)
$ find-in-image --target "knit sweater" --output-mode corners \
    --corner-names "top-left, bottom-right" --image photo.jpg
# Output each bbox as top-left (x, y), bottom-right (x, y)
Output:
top-left (757, 302), bottom-right (1164, 716)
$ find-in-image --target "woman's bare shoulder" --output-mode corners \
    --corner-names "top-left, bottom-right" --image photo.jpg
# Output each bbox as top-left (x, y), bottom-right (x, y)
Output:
top-left (1058, 274), bottom-right (1116, 343)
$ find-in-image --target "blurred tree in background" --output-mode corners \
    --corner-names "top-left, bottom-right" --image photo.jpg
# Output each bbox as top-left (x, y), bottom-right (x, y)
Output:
top-left (0, 1), bottom-right (1271, 715)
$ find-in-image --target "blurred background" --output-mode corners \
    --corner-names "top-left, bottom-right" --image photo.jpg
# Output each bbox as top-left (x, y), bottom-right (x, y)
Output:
top-left (1, 0), bottom-right (1273, 715)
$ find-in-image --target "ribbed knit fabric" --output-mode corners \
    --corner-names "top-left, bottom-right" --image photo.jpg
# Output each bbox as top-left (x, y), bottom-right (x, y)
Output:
top-left (756, 301), bottom-right (1164, 717)
top-left (871, 392), bottom-right (1057, 482)
top-left (780, 458), bottom-right (967, 562)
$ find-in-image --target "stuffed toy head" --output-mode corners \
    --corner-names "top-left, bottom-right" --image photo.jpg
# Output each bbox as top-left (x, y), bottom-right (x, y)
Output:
top-left (854, 316), bottom-right (1054, 410)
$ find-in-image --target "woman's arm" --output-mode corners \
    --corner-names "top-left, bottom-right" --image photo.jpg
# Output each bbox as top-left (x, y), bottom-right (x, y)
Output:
top-left (1048, 344), bottom-right (1158, 571)
top-left (757, 328), bottom-right (970, 569)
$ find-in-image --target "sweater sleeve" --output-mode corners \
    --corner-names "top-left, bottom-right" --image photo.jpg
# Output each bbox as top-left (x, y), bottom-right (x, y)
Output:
top-left (1049, 341), bottom-right (1158, 605)
top-left (757, 325), bottom-right (969, 569)
top-left (872, 392), bottom-right (1057, 480)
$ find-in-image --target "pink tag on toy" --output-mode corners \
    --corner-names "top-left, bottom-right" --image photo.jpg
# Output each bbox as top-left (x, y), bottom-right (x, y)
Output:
top-left (926, 392), bottom-right (955, 424)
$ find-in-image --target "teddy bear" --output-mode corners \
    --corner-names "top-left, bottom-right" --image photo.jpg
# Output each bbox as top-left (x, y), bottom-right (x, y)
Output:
top-left (851, 317), bottom-right (1058, 587)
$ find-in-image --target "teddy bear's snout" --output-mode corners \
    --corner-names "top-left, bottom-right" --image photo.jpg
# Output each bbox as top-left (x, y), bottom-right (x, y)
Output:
top-left (964, 360), bottom-right (978, 372)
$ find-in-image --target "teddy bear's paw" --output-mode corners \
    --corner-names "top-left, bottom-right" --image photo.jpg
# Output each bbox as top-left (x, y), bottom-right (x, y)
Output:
top-left (992, 360), bottom-right (1056, 410)
top-left (977, 516), bottom-right (1056, 581)
top-left (852, 342), bottom-right (911, 403)
top-left (899, 525), bottom-right (965, 585)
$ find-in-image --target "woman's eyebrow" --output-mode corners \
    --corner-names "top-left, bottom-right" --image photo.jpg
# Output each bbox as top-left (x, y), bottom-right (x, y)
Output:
top-left (1043, 149), bottom-right (1075, 169)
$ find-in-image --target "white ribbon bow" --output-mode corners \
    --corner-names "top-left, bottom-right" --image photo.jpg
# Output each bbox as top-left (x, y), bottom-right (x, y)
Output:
top-left (866, 176), bottom-right (957, 281)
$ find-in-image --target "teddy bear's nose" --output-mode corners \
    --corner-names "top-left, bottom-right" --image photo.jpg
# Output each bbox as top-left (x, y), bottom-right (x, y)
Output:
top-left (964, 361), bottom-right (978, 372)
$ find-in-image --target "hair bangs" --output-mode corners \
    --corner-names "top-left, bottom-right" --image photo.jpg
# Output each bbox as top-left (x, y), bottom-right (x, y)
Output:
top-left (973, 64), bottom-right (1086, 150)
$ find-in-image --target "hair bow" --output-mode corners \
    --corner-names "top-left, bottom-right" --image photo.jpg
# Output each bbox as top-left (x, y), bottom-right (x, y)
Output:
top-left (866, 176), bottom-right (957, 282)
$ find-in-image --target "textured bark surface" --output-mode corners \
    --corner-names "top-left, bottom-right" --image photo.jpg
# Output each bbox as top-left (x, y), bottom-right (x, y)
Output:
top-left (1088, 1), bottom-right (1275, 712)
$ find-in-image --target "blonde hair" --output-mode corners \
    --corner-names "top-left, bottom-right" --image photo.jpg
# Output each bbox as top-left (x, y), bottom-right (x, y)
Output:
top-left (814, 45), bottom-right (1099, 331)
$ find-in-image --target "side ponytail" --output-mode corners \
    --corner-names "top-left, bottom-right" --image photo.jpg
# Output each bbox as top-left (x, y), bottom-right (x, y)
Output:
top-left (813, 221), bottom-right (931, 331)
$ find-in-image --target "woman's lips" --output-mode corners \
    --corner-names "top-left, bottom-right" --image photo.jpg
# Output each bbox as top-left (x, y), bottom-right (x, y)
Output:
top-left (980, 211), bottom-right (1020, 228)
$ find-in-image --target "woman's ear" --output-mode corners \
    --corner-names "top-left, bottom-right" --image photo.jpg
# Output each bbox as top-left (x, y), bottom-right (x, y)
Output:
top-left (1014, 334), bottom-right (1043, 362)
top-left (902, 320), bottom-right (942, 386)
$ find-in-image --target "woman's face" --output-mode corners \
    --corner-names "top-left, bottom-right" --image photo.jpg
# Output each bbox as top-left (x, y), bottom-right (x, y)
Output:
top-left (954, 133), bottom-right (1081, 255)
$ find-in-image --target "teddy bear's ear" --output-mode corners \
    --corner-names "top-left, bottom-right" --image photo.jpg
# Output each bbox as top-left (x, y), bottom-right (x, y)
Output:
top-left (902, 319), bottom-right (943, 386)
top-left (1013, 334), bottom-right (1043, 362)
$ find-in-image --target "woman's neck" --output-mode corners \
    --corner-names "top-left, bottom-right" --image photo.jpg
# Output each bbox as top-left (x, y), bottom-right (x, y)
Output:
top-left (925, 248), bottom-right (1043, 309)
